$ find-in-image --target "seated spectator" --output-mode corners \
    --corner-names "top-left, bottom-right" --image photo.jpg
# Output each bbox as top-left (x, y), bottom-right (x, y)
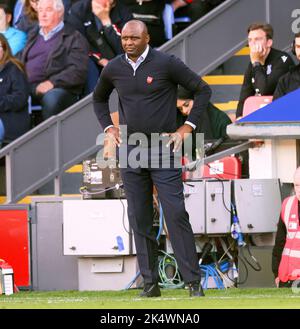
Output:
top-left (14, 0), bottom-right (39, 34)
top-left (62, 0), bottom-right (80, 15)
top-left (273, 33), bottom-right (300, 99)
top-left (119, 1), bottom-right (195, 47)
top-left (176, 86), bottom-right (231, 159)
top-left (174, 0), bottom-right (225, 23)
top-left (66, 0), bottom-right (133, 93)
top-left (0, 34), bottom-right (30, 147)
top-left (177, 85), bottom-right (213, 141)
top-left (13, 0), bottom-right (76, 27)
top-left (177, 85), bottom-right (231, 139)
top-left (236, 23), bottom-right (295, 119)
top-left (119, 0), bottom-right (168, 48)
top-left (0, 3), bottom-right (26, 55)
top-left (20, 0), bottom-right (89, 121)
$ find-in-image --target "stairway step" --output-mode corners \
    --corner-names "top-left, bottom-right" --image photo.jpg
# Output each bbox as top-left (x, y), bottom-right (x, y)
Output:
top-left (0, 194), bottom-right (81, 205)
top-left (214, 101), bottom-right (238, 111)
top-left (203, 75), bottom-right (243, 85)
top-left (235, 47), bottom-right (250, 56)
top-left (65, 165), bottom-right (83, 173)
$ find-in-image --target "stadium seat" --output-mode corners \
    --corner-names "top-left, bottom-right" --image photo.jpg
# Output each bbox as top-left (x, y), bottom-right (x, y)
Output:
top-left (242, 95), bottom-right (273, 117)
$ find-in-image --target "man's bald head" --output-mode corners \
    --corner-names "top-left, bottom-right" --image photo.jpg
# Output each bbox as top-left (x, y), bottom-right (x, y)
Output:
top-left (122, 20), bottom-right (149, 36)
top-left (121, 20), bottom-right (150, 61)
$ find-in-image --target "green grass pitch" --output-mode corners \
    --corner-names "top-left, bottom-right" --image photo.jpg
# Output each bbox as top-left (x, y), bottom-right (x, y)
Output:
top-left (0, 288), bottom-right (300, 309)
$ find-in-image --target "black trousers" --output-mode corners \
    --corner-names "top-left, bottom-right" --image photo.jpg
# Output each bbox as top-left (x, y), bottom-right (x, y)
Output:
top-left (120, 164), bottom-right (201, 285)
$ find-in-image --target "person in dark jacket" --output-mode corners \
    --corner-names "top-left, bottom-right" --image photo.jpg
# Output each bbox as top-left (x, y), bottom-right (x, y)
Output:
top-left (236, 23), bottom-right (295, 119)
top-left (21, 0), bottom-right (89, 121)
top-left (67, 0), bottom-right (133, 93)
top-left (174, 0), bottom-right (225, 24)
top-left (0, 33), bottom-right (30, 146)
top-left (94, 20), bottom-right (211, 298)
top-left (273, 33), bottom-right (300, 100)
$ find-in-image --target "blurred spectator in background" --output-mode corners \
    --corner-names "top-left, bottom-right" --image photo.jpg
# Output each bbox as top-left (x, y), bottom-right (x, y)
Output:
top-left (21, 0), bottom-right (89, 121)
top-left (14, 0), bottom-right (39, 34)
top-left (177, 85), bottom-right (231, 148)
top-left (0, 3), bottom-right (26, 54)
top-left (120, 0), bottom-right (168, 48)
top-left (0, 34), bottom-right (30, 146)
top-left (67, 0), bottom-right (132, 93)
top-left (273, 33), bottom-right (300, 100)
top-left (119, 1), bottom-right (197, 48)
top-left (62, 0), bottom-right (80, 14)
top-left (236, 23), bottom-right (294, 119)
top-left (174, 0), bottom-right (225, 24)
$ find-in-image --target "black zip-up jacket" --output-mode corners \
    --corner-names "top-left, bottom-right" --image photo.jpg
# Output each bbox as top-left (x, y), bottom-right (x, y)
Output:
top-left (273, 64), bottom-right (300, 100)
top-left (236, 48), bottom-right (295, 118)
top-left (272, 200), bottom-right (300, 278)
top-left (0, 61), bottom-right (30, 142)
top-left (67, 0), bottom-right (133, 59)
top-left (93, 47), bottom-right (211, 135)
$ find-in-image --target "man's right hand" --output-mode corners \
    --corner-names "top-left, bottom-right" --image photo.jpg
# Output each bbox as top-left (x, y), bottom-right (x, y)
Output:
top-left (106, 126), bottom-right (122, 147)
top-left (275, 277), bottom-right (280, 288)
top-left (250, 43), bottom-right (267, 65)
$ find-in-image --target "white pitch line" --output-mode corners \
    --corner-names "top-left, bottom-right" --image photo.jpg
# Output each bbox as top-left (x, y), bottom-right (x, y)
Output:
top-left (1, 295), bottom-right (300, 304)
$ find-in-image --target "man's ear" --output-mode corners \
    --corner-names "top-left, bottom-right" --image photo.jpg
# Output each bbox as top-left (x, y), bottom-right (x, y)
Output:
top-left (267, 38), bottom-right (273, 49)
top-left (6, 13), bottom-right (12, 25)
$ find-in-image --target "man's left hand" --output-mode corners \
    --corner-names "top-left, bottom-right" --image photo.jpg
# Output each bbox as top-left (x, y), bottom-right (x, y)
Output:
top-left (164, 124), bottom-right (193, 152)
top-left (36, 80), bottom-right (54, 95)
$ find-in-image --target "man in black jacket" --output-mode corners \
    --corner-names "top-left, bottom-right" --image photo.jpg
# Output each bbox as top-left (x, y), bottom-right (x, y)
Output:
top-left (94, 20), bottom-right (211, 297)
top-left (21, 0), bottom-right (89, 120)
top-left (67, 0), bottom-right (132, 93)
top-left (236, 23), bottom-right (294, 119)
top-left (273, 33), bottom-right (300, 100)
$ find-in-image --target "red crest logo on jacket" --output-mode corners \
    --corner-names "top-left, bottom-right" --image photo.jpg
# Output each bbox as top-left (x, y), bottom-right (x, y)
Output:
top-left (147, 76), bottom-right (153, 84)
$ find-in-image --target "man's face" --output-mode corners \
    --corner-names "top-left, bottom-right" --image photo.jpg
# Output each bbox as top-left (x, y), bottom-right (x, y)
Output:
top-left (38, 0), bottom-right (63, 31)
top-left (295, 37), bottom-right (300, 61)
top-left (0, 9), bottom-right (11, 32)
top-left (121, 24), bottom-right (149, 58)
top-left (248, 29), bottom-right (272, 52)
top-left (30, 0), bottom-right (39, 12)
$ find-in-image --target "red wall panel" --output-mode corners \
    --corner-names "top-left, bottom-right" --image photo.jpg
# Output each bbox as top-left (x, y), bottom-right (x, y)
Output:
top-left (0, 209), bottom-right (30, 287)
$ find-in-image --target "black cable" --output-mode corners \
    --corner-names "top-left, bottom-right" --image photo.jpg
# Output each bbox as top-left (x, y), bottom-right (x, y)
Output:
top-left (239, 244), bottom-right (262, 272)
top-left (225, 254), bottom-right (249, 285)
top-left (79, 184), bottom-right (123, 196)
top-left (118, 196), bottom-right (132, 235)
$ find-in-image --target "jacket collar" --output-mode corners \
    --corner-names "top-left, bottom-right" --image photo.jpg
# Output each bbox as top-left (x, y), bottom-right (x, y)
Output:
top-left (122, 46), bottom-right (155, 64)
